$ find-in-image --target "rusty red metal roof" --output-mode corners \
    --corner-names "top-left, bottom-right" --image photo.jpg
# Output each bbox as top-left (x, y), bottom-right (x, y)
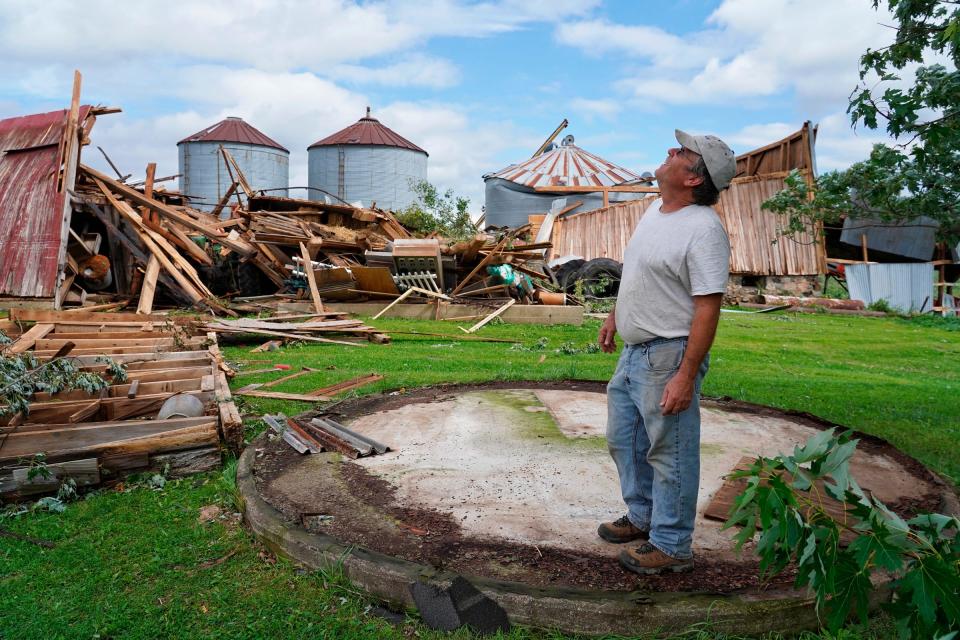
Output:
top-left (487, 136), bottom-right (639, 188)
top-left (0, 106), bottom-right (92, 300)
top-left (309, 110), bottom-right (427, 155)
top-left (178, 117), bottom-right (288, 152)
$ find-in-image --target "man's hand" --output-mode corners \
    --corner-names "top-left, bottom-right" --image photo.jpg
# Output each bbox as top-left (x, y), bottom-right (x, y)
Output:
top-left (598, 312), bottom-right (617, 353)
top-left (659, 372), bottom-right (694, 415)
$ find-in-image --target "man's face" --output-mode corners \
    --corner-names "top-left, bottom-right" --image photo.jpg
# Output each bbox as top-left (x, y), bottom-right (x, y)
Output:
top-left (654, 146), bottom-right (701, 190)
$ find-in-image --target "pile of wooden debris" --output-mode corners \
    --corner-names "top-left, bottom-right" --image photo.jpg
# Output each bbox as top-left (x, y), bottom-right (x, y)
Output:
top-left (0, 309), bottom-right (241, 500)
top-left (0, 73), bottom-right (569, 319)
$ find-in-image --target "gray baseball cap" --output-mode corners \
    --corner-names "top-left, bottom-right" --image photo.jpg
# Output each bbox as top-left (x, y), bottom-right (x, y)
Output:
top-left (675, 129), bottom-right (736, 190)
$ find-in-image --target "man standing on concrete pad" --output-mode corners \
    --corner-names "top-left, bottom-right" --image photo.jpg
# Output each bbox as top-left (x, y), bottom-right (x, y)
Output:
top-left (597, 130), bottom-right (734, 575)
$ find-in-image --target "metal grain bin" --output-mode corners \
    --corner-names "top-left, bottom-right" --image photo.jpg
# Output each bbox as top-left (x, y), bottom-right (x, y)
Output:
top-left (307, 108), bottom-right (427, 211)
top-left (178, 117), bottom-right (289, 212)
top-left (483, 135), bottom-right (643, 228)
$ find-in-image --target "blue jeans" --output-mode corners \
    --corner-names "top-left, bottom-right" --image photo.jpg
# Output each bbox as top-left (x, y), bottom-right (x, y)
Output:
top-left (606, 337), bottom-right (708, 559)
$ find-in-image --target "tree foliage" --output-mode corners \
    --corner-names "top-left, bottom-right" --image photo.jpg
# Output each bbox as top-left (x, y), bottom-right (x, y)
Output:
top-left (394, 180), bottom-right (475, 240)
top-left (724, 429), bottom-right (959, 638)
top-left (763, 0), bottom-right (960, 243)
top-left (0, 352), bottom-right (126, 417)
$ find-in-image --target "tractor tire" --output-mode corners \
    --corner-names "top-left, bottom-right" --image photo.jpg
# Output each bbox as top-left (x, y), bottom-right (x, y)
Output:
top-left (575, 258), bottom-right (622, 298)
top-left (553, 259), bottom-right (586, 293)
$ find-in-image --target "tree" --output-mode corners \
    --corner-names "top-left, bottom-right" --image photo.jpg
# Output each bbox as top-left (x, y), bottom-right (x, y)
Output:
top-left (394, 180), bottom-right (475, 241)
top-left (763, 0), bottom-right (960, 244)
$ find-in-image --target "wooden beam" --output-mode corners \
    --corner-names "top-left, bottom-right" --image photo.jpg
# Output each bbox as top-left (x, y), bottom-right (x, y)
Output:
top-left (5, 324), bottom-right (54, 354)
top-left (299, 242), bottom-right (324, 314)
top-left (532, 185), bottom-right (660, 194)
top-left (450, 237), bottom-right (509, 296)
top-left (235, 389), bottom-right (332, 402)
top-left (136, 256), bottom-right (160, 314)
top-left (210, 182), bottom-right (239, 218)
top-left (465, 298), bottom-right (515, 333)
top-left (54, 70), bottom-right (83, 309)
top-left (81, 165), bottom-right (257, 257)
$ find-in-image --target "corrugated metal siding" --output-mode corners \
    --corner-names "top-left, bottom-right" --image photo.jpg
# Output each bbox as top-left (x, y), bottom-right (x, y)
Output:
top-left (549, 180), bottom-right (823, 276)
top-left (178, 141), bottom-right (289, 212)
top-left (0, 106), bottom-right (90, 299)
top-left (307, 144), bottom-right (427, 211)
top-left (846, 263), bottom-right (934, 312)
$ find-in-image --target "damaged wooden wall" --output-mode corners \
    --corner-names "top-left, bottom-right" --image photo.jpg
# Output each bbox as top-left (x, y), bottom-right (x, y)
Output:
top-left (548, 123), bottom-right (825, 276)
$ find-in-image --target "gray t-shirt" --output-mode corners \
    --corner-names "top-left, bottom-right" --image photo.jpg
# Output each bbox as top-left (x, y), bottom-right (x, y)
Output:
top-left (615, 199), bottom-right (730, 345)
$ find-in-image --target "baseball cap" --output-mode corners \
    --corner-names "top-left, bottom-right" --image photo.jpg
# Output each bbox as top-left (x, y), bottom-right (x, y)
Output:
top-left (675, 129), bottom-right (736, 190)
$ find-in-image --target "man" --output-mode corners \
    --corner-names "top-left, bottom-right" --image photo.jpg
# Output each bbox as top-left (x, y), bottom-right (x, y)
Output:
top-left (597, 130), bottom-right (735, 575)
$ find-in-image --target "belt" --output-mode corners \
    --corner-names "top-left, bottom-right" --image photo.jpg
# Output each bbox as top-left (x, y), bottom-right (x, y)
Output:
top-left (626, 336), bottom-right (688, 349)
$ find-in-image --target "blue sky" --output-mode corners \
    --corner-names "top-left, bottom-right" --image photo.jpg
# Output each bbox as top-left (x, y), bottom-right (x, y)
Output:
top-left (0, 0), bottom-right (921, 210)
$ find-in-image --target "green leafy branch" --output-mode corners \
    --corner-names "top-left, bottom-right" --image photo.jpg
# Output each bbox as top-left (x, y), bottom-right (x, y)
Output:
top-left (724, 428), bottom-right (959, 638)
top-left (0, 353), bottom-right (127, 417)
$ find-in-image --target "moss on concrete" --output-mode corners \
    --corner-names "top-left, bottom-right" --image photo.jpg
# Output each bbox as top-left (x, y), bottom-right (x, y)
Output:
top-left (470, 389), bottom-right (606, 450)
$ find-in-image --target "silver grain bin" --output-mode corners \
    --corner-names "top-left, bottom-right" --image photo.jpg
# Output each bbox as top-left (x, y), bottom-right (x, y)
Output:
top-left (178, 117), bottom-right (289, 212)
top-left (307, 108), bottom-right (427, 211)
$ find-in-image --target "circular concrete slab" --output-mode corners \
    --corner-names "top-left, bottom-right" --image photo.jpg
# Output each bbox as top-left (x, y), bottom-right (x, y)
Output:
top-left (241, 382), bottom-right (957, 636)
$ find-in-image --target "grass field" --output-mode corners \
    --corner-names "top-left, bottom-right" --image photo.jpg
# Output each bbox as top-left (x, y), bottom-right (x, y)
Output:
top-left (1, 311), bottom-right (957, 639)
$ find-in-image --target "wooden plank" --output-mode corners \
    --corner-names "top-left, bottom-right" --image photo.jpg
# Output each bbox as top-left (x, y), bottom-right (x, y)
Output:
top-left (32, 377), bottom-right (203, 401)
top-left (299, 242), bottom-right (324, 314)
top-left (126, 379), bottom-right (140, 399)
top-left (11, 458), bottom-right (100, 495)
top-left (208, 326), bottom-right (366, 348)
top-left (137, 256), bottom-right (161, 314)
top-left (210, 182), bottom-right (239, 218)
top-left (53, 70), bottom-right (82, 309)
top-left (1, 391), bottom-right (214, 425)
top-left (94, 180), bottom-right (208, 304)
top-left (6, 323), bottom-right (54, 354)
top-left (532, 185), bottom-right (660, 193)
top-left (35, 337), bottom-right (180, 350)
top-left (261, 367), bottom-right (316, 389)
top-left (0, 417), bottom-right (218, 463)
top-left (450, 237), bottom-right (509, 296)
top-left (704, 456), bottom-right (852, 526)
top-left (235, 389), bottom-right (332, 402)
top-left (50, 330), bottom-right (175, 340)
top-left (81, 165), bottom-right (257, 257)
top-left (307, 374), bottom-right (383, 397)
top-left (68, 400), bottom-right (101, 423)
top-left (465, 298), bottom-right (516, 333)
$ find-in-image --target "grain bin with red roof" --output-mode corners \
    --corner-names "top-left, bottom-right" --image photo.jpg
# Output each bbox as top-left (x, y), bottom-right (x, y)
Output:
top-left (307, 108), bottom-right (427, 211)
top-left (177, 116), bottom-right (289, 213)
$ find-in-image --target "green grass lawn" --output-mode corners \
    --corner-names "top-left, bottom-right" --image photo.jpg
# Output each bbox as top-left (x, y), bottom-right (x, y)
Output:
top-left (2, 311), bottom-right (957, 639)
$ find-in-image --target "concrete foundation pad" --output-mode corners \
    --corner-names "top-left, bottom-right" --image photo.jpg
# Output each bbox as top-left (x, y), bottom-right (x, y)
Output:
top-left (242, 381), bottom-right (958, 636)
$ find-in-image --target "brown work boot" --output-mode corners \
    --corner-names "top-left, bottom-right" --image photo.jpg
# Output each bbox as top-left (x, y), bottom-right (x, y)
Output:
top-left (619, 543), bottom-right (694, 575)
top-left (597, 515), bottom-right (649, 543)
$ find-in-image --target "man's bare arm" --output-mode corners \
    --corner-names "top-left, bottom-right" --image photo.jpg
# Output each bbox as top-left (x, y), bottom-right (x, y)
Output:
top-left (659, 293), bottom-right (722, 415)
top-left (598, 306), bottom-right (617, 353)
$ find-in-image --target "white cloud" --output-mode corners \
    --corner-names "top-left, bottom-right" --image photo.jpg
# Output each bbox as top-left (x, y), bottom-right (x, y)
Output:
top-left (1, 0), bottom-right (598, 72)
top-left (569, 97), bottom-right (621, 121)
top-left (560, 0), bottom-right (899, 108)
top-left (329, 54), bottom-right (460, 88)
